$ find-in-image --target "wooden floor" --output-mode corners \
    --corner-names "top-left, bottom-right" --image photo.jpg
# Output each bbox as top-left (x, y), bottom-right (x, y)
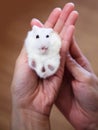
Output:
top-left (0, 0), bottom-right (98, 130)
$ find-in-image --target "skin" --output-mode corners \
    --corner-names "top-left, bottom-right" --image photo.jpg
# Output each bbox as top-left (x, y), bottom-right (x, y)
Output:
top-left (11, 3), bottom-right (76, 130)
top-left (56, 40), bottom-right (98, 130)
top-left (11, 2), bottom-right (98, 130)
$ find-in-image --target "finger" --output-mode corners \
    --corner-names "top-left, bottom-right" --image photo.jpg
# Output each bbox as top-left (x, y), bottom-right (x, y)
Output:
top-left (70, 37), bottom-right (83, 59)
top-left (54, 3), bottom-right (75, 33)
top-left (60, 11), bottom-right (79, 37)
top-left (44, 7), bottom-right (61, 28)
top-left (66, 54), bottom-right (91, 82)
top-left (49, 26), bottom-right (75, 88)
top-left (65, 11), bottom-right (79, 26)
top-left (17, 45), bottom-right (27, 60)
top-left (60, 25), bottom-right (75, 69)
top-left (30, 18), bottom-right (43, 27)
top-left (70, 37), bottom-right (93, 72)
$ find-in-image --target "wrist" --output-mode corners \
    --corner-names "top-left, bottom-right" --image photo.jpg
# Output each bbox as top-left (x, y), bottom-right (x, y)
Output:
top-left (75, 118), bottom-right (98, 130)
top-left (76, 124), bottom-right (98, 130)
top-left (83, 121), bottom-right (98, 130)
top-left (73, 112), bottom-right (98, 130)
top-left (11, 106), bottom-right (50, 130)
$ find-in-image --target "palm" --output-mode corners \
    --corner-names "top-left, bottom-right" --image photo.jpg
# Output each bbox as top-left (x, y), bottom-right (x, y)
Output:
top-left (12, 2), bottom-right (77, 118)
top-left (13, 3), bottom-right (77, 116)
top-left (29, 3), bottom-right (98, 129)
top-left (30, 77), bottom-right (62, 115)
top-left (56, 53), bottom-right (98, 128)
top-left (13, 42), bottom-right (66, 115)
top-left (56, 68), bottom-right (89, 127)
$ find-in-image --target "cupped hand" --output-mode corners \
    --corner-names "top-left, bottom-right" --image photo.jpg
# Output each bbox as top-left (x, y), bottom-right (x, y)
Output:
top-left (11, 3), bottom-right (77, 117)
top-left (55, 38), bottom-right (98, 129)
top-left (31, 3), bottom-right (98, 129)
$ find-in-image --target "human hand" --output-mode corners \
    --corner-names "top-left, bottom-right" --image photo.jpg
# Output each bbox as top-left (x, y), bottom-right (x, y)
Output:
top-left (55, 38), bottom-right (98, 130)
top-left (31, 3), bottom-right (98, 130)
top-left (11, 3), bottom-right (77, 130)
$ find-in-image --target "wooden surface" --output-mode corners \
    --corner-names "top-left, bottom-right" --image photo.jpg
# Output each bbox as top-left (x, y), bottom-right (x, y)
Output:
top-left (0, 0), bottom-right (98, 130)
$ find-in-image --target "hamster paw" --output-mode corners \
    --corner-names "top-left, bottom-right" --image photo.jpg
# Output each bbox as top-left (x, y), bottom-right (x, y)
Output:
top-left (48, 64), bottom-right (55, 71)
top-left (31, 60), bottom-right (36, 68)
top-left (39, 65), bottom-right (55, 78)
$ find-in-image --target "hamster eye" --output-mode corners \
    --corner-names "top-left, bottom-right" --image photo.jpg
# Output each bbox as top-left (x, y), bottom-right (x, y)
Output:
top-left (46, 35), bottom-right (49, 38)
top-left (36, 35), bottom-right (40, 39)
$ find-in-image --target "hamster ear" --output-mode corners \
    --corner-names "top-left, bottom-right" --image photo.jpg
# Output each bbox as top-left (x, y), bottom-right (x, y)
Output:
top-left (32, 25), bottom-right (40, 31)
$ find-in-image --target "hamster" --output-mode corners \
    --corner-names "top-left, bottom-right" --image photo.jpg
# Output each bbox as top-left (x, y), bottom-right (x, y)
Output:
top-left (25, 25), bottom-right (61, 78)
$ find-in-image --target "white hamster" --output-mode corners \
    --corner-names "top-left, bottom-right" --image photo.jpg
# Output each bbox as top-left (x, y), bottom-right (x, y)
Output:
top-left (25, 25), bottom-right (61, 78)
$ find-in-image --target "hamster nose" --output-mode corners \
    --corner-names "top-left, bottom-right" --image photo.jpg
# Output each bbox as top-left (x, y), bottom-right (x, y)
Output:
top-left (41, 46), bottom-right (48, 51)
top-left (41, 46), bottom-right (48, 50)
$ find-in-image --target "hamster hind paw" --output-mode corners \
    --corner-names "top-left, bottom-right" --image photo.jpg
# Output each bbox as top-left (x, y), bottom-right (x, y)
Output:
top-left (48, 64), bottom-right (55, 71)
top-left (31, 60), bottom-right (36, 68)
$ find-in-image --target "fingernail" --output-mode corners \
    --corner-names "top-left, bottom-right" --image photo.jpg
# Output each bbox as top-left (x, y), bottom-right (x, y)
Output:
top-left (55, 7), bottom-right (62, 11)
top-left (53, 7), bottom-right (62, 13)
top-left (31, 18), bottom-right (40, 23)
top-left (66, 2), bottom-right (75, 7)
top-left (73, 10), bottom-right (79, 15)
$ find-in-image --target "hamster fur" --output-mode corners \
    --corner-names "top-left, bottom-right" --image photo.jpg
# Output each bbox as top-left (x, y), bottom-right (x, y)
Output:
top-left (25, 25), bottom-right (61, 78)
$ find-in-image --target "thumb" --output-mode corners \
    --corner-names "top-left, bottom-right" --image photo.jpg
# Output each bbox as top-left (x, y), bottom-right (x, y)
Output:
top-left (66, 54), bottom-right (91, 82)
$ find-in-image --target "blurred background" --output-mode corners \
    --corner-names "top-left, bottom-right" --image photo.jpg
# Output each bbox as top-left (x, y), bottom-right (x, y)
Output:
top-left (0, 0), bottom-right (98, 130)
